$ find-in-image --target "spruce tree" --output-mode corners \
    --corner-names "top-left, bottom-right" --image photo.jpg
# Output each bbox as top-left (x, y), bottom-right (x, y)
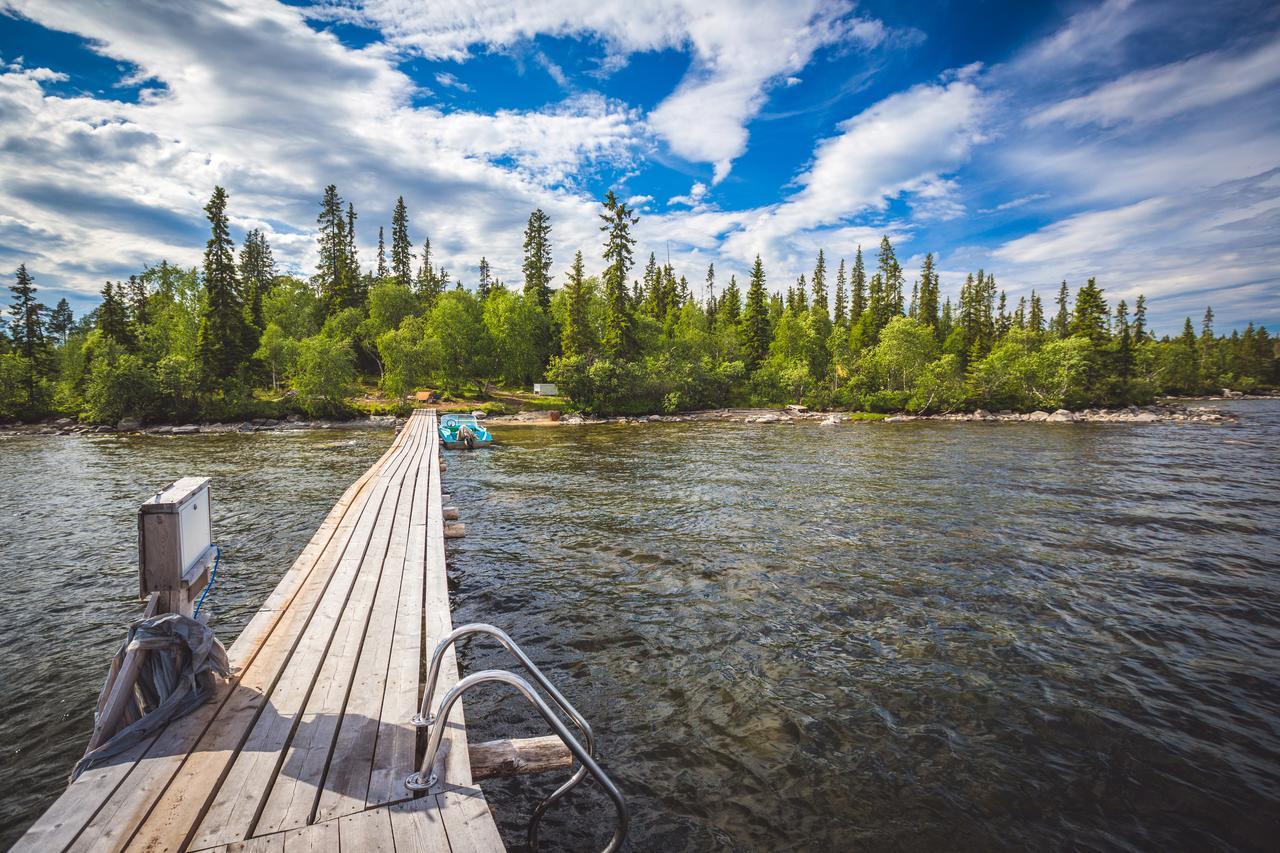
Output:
top-left (345, 202), bottom-right (364, 305)
top-left (918, 253), bottom-right (939, 329)
top-left (196, 185), bottom-right (246, 381)
top-left (877, 236), bottom-right (903, 319)
top-left (1114, 299), bottom-right (1133, 382)
top-left (98, 280), bottom-right (131, 348)
top-left (740, 255), bottom-right (770, 369)
top-left (315, 185), bottom-right (350, 313)
top-left (522, 208), bottom-right (553, 312)
top-left (721, 275), bottom-right (742, 329)
top-left (1053, 280), bottom-right (1070, 337)
top-left (1071, 277), bottom-right (1109, 343)
top-left (376, 226), bottom-right (388, 279)
top-left (238, 228), bottom-right (274, 333)
top-left (705, 263), bottom-right (717, 328)
top-left (561, 250), bottom-right (592, 358)
top-left (391, 196), bottom-right (413, 287)
top-left (908, 281), bottom-right (919, 319)
top-left (1201, 306), bottom-right (1215, 341)
top-left (850, 246), bottom-right (866, 319)
top-left (833, 258), bottom-right (848, 327)
top-left (416, 238), bottom-right (441, 304)
top-left (48, 297), bottom-right (73, 345)
top-left (9, 264), bottom-right (46, 360)
top-left (599, 191), bottom-right (638, 359)
top-left (1134, 294), bottom-right (1148, 342)
top-left (477, 257), bottom-right (493, 299)
top-left (1029, 290), bottom-right (1045, 334)
top-left (1014, 296), bottom-right (1027, 330)
top-left (811, 249), bottom-right (828, 318)
top-left (996, 290), bottom-right (1009, 339)
top-left (939, 296), bottom-right (954, 342)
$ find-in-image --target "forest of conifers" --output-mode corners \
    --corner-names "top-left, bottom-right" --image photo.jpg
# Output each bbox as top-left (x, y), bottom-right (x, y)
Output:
top-left (2, 185), bottom-right (1277, 424)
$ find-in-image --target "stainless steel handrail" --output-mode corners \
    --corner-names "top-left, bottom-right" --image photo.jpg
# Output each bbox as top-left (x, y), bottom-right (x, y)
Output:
top-left (406, 669), bottom-right (629, 853)
top-left (411, 623), bottom-right (596, 848)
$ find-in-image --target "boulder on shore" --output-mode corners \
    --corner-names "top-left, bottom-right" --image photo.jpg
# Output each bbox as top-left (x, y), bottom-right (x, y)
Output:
top-left (117, 418), bottom-right (142, 432)
top-left (1027, 411), bottom-right (1050, 422)
top-left (1046, 409), bottom-right (1075, 423)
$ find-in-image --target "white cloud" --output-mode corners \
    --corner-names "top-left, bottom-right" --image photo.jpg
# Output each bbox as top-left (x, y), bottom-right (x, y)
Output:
top-left (667, 180), bottom-right (708, 208)
top-left (433, 71), bottom-right (471, 92)
top-left (345, 0), bottom-right (887, 181)
top-left (1028, 36), bottom-right (1280, 129)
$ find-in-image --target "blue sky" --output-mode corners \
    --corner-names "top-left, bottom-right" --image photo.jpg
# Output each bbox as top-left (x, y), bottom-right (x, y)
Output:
top-left (1, 0), bottom-right (1278, 333)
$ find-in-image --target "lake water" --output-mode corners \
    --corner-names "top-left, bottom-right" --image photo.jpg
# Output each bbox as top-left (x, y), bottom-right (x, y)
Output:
top-left (2, 402), bottom-right (1278, 850)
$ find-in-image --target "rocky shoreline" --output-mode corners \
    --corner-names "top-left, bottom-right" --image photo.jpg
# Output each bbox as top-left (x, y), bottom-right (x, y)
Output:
top-left (0, 413), bottom-right (404, 437)
top-left (486, 401), bottom-right (1240, 427)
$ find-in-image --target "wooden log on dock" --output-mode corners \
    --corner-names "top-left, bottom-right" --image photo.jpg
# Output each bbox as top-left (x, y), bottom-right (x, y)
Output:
top-left (469, 736), bottom-right (573, 781)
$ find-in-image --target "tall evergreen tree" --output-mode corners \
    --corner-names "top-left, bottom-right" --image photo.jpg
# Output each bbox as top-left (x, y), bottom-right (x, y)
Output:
top-left (599, 192), bottom-right (638, 359)
top-left (376, 226), bottom-right (388, 279)
top-left (522, 208), bottom-right (553, 312)
top-left (98, 277), bottom-right (132, 348)
top-left (477, 256), bottom-right (493, 299)
top-left (705, 263), bottom-right (717, 328)
top-left (1072, 277), bottom-right (1109, 343)
top-left (1114, 299), bottom-right (1133, 382)
top-left (850, 246), bottom-right (866, 319)
top-left (939, 296), bottom-right (954, 342)
top-left (345, 202), bottom-right (364, 306)
top-left (833, 258), bottom-right (848, 327)
top-left (9, 264), bottom-right (46, 360)
top-left (390, 196), bottom-right (413, 287)
top-left (416, 238), bottom-right (442, 304)
top-left (996, 290), bottom-right (1009, 339)
top-left (561, 250), bottom-right (593, 358)
top-left (315, 185), bottom-right (352, 312)
top-left (1201, 305), bottom-right (1215, 341)
top-left (721, 275), bottom-right (742, 329)
top-left (1134, 294), bottom-right (1148, 342)
top-left (48, 297), bottom-right (73, 345)
top-left (128, 274), bottom-right (149, 332)
top-left (1029, 290), bottom-right (1045, 334)
top-left (918, 253), bottom-right (940, 329)
top-left (811, 249), bottom-right (828, 318)
top-left (877, 236), bottom-right (903, 319)
top-left (238, 228), bottom-right (274, 333)
top-left (740, 255), bottom-right (770, 369)
top-left (196, 185), bottom-right (246, 381)
top-left (1014, 296), bottom-right (1027, 330)
top-left (1053, 280), bottom-right (1070, 337)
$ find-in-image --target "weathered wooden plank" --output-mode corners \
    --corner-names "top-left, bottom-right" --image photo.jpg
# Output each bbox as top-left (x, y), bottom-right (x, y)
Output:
top-left (14, 425), bottom-right (413, 853)
top-left (226, 831), bottom-right (284, 852)
top-left (191, 420), bottom-right (427, 848)
top-left (437, 788), bottom-right (505, 852)
top-left (337, 807), bottom-right (394, 853)
top-left (281, 819), bottom-right (335, 853)
top-left (106, 423), bottom-right (423, 853)
top-left (388, 796), bottom-right (452, 853)
top-left (315, 413), bottom-right (432, 821)
top-left (469, 735), bottom-right (573, 781)
top-left (365, 413), bottom-right (433, 808)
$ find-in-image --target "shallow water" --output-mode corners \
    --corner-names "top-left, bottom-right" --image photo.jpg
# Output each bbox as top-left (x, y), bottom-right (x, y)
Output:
top-left (2, 403), bottom-right (1279, 850)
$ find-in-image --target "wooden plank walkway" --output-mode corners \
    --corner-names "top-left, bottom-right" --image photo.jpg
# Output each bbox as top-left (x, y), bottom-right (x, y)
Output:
top-left (14, 410), bottom-right (505, 853)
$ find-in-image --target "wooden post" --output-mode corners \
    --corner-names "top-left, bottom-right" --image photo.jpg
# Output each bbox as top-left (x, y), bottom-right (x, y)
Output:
top-left (138, 477), bottom-right (215, 617)
top-left (443, 507), bottom-right (460, 520)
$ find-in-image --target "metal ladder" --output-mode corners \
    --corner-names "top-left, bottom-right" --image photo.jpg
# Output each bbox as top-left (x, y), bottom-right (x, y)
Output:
top-left (407, 623), bottom-right (629, 853)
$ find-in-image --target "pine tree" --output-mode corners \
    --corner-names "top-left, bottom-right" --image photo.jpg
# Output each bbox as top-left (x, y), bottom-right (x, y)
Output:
top-left (1053, 280), bottom-right (1070, 337)
top-left (1134, 294), bottom-right (1148, 342)
top-left (918, 253), bottom-right (939, 329)
top-left (522, 208), bottom-right (553, 312)
top-left (345, 202), bottom-right (361, 303)
top-left (877, 236), bottom-right (903, 319)
top-left (315, 185), bottom-right (351, 313)
top-left (811, 249), bottom-right (828, 318)
top-left (477, 257), bottom-right (493, 299)
top-left (1201, 306), bottom-right (1215, 341)
top-left (9, 264), bottom-right (46, 360)
top-left (1173, 317), bottom-right (1201, 392)
top-left (390, 196), bottom-right (413, 287)
top-left (238, 229), bottom-right (274, 333)
top-left (599, 191), bottom-right (638, 359)
top-left (996, 290), bottom-right (1009, 339)
top-left (795, 274), bottom-right (808, 312)
top-left (561, 250), bottom-right (593, 358)
top-left (908, 281), bottom-right (918, 319)
top-left (376, 226), bottom-right (388, 279)
top-left (740, 255), bottom-right (770, 369)
top-left (196, 185), bottom-right (247, 381)
top-left (416, 238), bottom-right (441, 304)
top-left (939, 296), bottom-right (954, 342)
top-left (1029, 290), bottom-right (1045, 334)
top-left (833, 258), bottom-right (848, 327)
top-left (48, 297), bottom-right (73, 345)
top-left (705, 263), bottom-right (717, 328)
top-left (1114, 299), bottom-right (1133, 382)
top-left (1014, 296), bottom-right (1027, 330)
top-left (850, 246), bottom-right (866, 319)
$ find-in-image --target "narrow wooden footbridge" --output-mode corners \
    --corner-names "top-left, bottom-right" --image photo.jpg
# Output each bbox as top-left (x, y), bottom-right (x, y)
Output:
top-left (14, 409), bottom-right (625, 852)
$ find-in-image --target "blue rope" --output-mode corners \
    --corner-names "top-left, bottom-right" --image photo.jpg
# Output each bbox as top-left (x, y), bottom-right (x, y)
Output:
top-left (193, 544), bottom-right (221, 619)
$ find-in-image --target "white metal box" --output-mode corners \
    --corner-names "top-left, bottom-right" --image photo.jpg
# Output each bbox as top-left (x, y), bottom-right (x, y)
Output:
top-left (138, 477), bottom-right (213, 614)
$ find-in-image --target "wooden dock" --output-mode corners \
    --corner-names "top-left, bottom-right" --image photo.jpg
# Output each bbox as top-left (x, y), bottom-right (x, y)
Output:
top-left (15, 409), bottom-right (508, 852)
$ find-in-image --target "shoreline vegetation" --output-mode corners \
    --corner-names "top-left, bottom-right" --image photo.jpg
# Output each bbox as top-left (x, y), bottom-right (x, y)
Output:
top-left (3, 186), bottom-right (1277, 427)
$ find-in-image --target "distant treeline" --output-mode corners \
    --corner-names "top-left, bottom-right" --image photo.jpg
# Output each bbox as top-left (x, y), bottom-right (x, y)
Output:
top-left (2, 185), bottom-right (1276, 423)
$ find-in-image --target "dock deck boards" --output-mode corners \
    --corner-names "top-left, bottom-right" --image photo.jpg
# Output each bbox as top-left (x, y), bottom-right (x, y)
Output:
top-left (14, 410), bottom-right (503, 853)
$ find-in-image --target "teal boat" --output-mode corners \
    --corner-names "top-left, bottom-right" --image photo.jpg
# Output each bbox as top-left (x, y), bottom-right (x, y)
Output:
top-left (438, 413), bottom-right (493, 449)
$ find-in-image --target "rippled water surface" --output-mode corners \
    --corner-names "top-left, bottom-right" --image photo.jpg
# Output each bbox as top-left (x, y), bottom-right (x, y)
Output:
top-left (3, 403), bottom-right (1279, 851)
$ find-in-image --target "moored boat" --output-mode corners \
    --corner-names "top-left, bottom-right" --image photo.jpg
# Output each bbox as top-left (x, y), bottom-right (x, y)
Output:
top-left (438, 413), bottom-right (492, 449)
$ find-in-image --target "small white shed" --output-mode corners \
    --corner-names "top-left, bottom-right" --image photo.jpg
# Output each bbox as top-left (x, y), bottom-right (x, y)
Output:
top-left (532, 383), bottom-right (559, 396)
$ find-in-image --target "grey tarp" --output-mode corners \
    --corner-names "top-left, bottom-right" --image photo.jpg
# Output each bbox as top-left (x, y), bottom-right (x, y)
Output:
top-left (70, 612), bottom-right (229, 781)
